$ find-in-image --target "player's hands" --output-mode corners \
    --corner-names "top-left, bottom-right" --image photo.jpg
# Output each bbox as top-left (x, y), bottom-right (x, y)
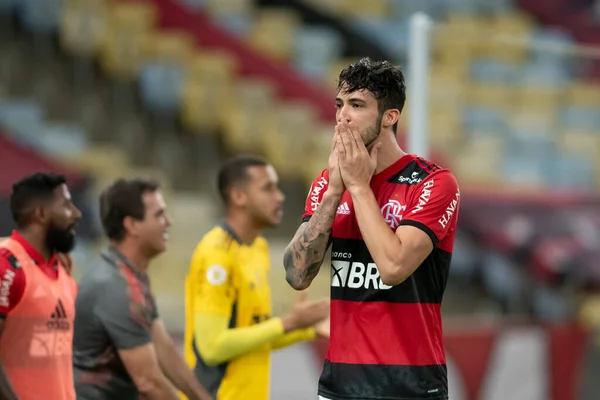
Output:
top-left (314, 315), bottom-right (330, 339)
top-left (336, 123), bottom-right (382, 194)
top-left (56, 253), bottom-right (73, 275)
top-left (282, 290), bottom-right (329, 332)
top-left (327, 125), bottom-right (346, 197)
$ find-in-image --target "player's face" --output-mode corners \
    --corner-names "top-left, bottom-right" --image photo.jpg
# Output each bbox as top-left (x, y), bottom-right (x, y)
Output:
top-left (45, 184), bottom-right (81, 254)
top-left (138, 190), bottom-right (171, 257)
top-left (335, 86), bottom-right (382, 148)
top-left (244, 165), bottom-right (285, 228)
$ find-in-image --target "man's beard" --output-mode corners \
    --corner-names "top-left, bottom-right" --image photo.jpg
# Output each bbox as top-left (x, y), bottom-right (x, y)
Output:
top-left (363, 113), bottom-right (383, 149)
top-left (45, 224), bottom-right (76, 254)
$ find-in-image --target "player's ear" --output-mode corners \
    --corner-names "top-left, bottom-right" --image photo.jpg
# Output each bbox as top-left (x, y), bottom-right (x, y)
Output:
top-left (229, 185), bottom-right (247, 207)
top-left (123, 215), bottom-right (140, 237)
top-left (382, 109), bottom-right (400, 129)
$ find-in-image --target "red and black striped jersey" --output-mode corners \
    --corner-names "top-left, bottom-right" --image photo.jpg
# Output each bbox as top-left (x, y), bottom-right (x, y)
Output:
top-left (302, 154), bottom-right (460, 400)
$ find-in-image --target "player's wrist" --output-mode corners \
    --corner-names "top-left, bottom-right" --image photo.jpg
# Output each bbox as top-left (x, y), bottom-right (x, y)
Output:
top-left (281, 315), bottom-right (299, 333)
top-left (323, 188), bottom-right (343, 202)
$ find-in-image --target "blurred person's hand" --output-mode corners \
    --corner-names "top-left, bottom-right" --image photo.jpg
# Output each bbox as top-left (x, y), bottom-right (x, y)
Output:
top-left (315, 315), bottom-right (330, 339)
top-left (282, 290), bottom-right (329, 332)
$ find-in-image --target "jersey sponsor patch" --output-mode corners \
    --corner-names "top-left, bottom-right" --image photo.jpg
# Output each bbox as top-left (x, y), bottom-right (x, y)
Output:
top-left (206, 265), bottom-right (228, 286)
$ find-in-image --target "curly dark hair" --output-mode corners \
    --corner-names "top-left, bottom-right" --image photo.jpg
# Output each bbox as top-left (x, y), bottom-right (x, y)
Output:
top-left (337, 58), bottom-right (407, 133)
top-left (10, 172), bottom-right (67, 227)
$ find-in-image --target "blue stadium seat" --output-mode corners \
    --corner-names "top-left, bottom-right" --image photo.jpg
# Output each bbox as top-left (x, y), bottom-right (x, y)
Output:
top-left (18, 0), bottom-right (62, 33)
top-left (33, 123), bottom-right (88, 158)
top-left (470, 59), bottom-right (519, 84)
top-left (293, 26), bottom-right (343, 80)
top-left (139, 62), bottom-right (185, 114)
top-left (517, 61), bottom-right (570, 87)
top-left (502, 153), bottom-right (546, 186)
top-left (214, 13), bottom-right (252, 37)
top-left (543, 154), bottom-right (596, 189)
top-left (559, 106), bottom-right (600, 130)
top-left (441, 0), bottom-right (479, 13)
top-left (530, 28), bottom-right (573, 67)
top-left (462, 106), bottom-right (507, 133)
top-left (506, 128), bottom-right (556, 161)
top-left (351, 19), bottom-right (410, 57)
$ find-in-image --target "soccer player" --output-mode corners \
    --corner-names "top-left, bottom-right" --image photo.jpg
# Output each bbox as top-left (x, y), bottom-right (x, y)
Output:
top-left (0, 172), bottom-right (81, 400)
top-left (283, 58), bottom-right (461, 400)
top-left (72, 178), bottom-right (211, 400)
top-left (184, 156), bottom-right (330, 400)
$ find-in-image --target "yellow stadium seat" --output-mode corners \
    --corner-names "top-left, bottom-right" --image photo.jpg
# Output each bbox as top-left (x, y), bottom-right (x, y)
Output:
top-left (467, 83), bottom-right (512, 110)
top-left (338, 0), bottom-right (389, 19)
top-left (429, 109), bottom-right (463, 153)
top-left (516, 85), bottom-right (561, 110)
top-left (559, 129), bottom-right (600, 158)
top-left (302, 124), bottom-right (331, 187)
top-left (185, 51), bottom-right (237, 85)
top-left (260, 101), bottom-right (318, 179)
top-left (454, 137), bottom-right (505, 187)
top-left (220, 79), bottom-right (277, 153)
top-left (509, 110), bottom-right (557, 131)
top-left (60, 0), bottom-right (107, 57)
top-left (181, 80), bottom-right (234, 132)
top-left (480, 12), bottom-right (532, 64)
top-left (249, 8), bottom-right (300, 61)
top-left (99, 2), bottom-right (157, 79)
top-left (144, 30), bottom-right (195, 64)
top-left (564, 82), bottom-right (600, 107)
top-left (324, 58), bottom-right (358, 92)
top-left (205, 0), bottom-right (253, 16)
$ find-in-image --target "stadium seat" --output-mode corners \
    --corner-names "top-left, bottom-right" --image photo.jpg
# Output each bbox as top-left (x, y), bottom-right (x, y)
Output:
top-left (145, 30), bottom-right (195, 64)
top-left (518, 60), bottom-right (570, 86)
top-left (509, 109), bottom-right (557, 132)
top-left (220, 79), bottom-right (276, 153)
top-left (564, 82), bottom-right (600, 108)
top-left (529, 28), bottom-right (574, 70)
top-left (454, 136), bottom-right (505, 186)
top-left (302, 124), bottom-right (331, 187)
top-left (507, 127), bottom-right (556, 162)
top-left (30, 122), bottom-right (88, 158)
top-left (389, 0), bottom-right (445, 21)
top-left (338, 0), bottom-right (389, 19)
top-left (19, 0), bottom-right (62, 33)
top-left (139, 63), bottom-right (185, 113)
top-left (249, 8), bottom-right (300, 61)
top-left (323, 58), bottom-right (357, 92)
top-left (100, 2), bottom-right (157, 79)
top-left (467, 83), bottom-right (512, 110)
top-left (60, 0), bottom-right (107, 57)
top-left (559, 129), bottom-right (600, 159)
top-left (181, 79), bottom-right (233, 133)
top-left (559, 106), bottom-right (600, 130)
top-left (293, 26), bottom-right (343, 81)
top-left (351, 19), bottom-right (410, 57)
top-left (205, 0), bottom-right (252, 16)
top-left (462, 106), bottom-right (507, 133)
top-left (213, 13), bottom-right (252, 37)
top-left (429, 110), bottom-right (463, 153)
top-left (260, 101), bottom-right (318, 179)
top-left (543, 154), bottom-right (596, 190)
top-left (470, 59), bottom-right (519, 83)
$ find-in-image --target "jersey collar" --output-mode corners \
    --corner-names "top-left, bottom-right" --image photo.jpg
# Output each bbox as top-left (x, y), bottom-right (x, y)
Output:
top-left (102, 245), bottom-right (145, 278)
top-left (10, 230), bottom-right (57, 267)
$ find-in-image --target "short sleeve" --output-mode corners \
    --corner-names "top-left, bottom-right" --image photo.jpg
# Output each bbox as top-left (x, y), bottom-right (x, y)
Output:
top-left (93, 278), bottom-right (153, 350)
top-left (302, 169), bottom-right (330, 222)
top-left (399, 170), bottom-right (460, 246)
top-left (0, 252), bottom-right (25, 317)
top-left (190, 245), bottom-right (236, 318)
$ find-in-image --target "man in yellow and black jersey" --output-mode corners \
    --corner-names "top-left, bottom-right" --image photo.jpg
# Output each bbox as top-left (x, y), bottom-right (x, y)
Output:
top-left (183, 156), bottom-right (330, 400)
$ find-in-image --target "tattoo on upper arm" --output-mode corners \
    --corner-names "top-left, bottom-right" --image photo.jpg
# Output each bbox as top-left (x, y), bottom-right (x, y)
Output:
top-left (284, 195), bottom-right (338, 289)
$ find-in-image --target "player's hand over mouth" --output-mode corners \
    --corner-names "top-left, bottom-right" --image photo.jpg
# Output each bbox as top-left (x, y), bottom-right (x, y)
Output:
top-left (328, 124), bottom-right (346, 196)
top-left (336, 124), bottom-right (382, 194)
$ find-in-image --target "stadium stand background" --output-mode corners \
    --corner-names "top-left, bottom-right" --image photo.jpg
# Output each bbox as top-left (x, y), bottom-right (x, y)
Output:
top-left (1, 0), bottom-right (600, 398)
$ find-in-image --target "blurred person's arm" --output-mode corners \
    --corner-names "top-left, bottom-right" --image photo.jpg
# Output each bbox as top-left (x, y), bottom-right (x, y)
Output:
top-left (0, 254), bottom-right (26, 400)
top-left (283, 169), bottom-right (340, 291)
top-left (152, 319), bottom-right (212, 400)
top-left (270, 327), bottom-right (316, 350)
top-left (94, 281), bottom-right (179, 400)
top-left (191, 248), bottom-right (328, 365)
top-left (350, 171), bottom-right (460, 286)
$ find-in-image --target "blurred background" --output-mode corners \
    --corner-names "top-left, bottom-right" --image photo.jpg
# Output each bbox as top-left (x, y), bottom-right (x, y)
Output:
top-left (1, 0), bottom-right (600, 398)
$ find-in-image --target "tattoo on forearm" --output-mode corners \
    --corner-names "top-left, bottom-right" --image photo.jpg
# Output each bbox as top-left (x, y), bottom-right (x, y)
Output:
top-left (284, 194), bottom-right (339, 289)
